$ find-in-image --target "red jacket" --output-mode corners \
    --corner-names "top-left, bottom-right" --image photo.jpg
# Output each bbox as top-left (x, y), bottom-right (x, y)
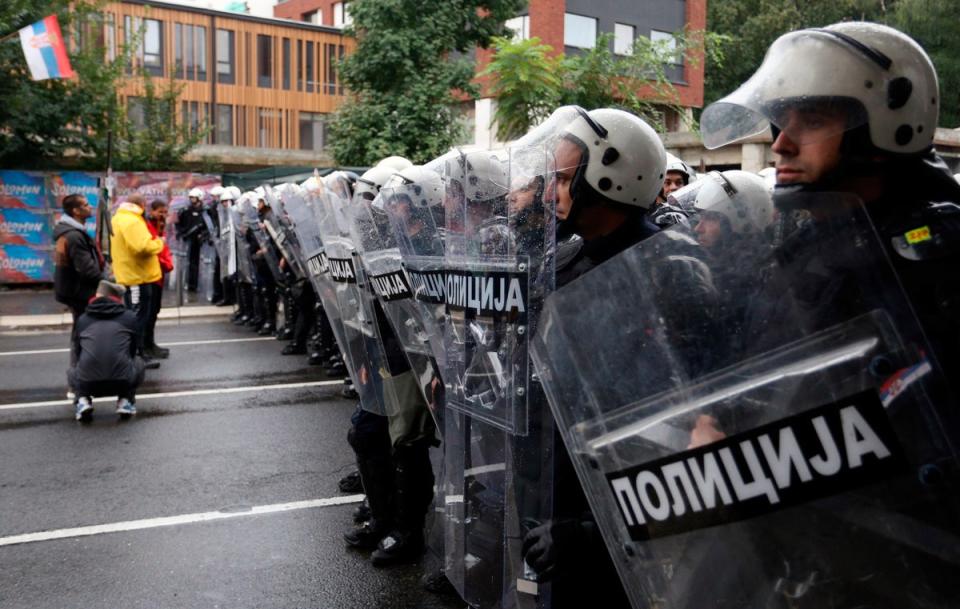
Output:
top-left (146, 217), bottom-right (174, 282)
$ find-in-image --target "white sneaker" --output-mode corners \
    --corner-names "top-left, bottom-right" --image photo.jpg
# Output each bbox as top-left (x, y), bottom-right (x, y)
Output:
top-left (75, 397), bottom-right (93, 422)
top-left (116, 398), bottom-right (137, 417)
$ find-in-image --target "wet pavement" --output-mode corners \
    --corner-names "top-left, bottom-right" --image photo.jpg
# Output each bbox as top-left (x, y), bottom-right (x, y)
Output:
top-left (0, 319), bottom-right (464, 609)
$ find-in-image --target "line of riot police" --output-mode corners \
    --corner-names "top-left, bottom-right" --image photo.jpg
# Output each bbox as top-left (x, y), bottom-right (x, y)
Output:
top-left (210, 20), bottom-right (960, 609)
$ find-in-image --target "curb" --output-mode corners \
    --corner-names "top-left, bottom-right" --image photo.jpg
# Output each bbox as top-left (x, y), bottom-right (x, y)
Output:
top-left (0, 306), bottom-right (232, 330)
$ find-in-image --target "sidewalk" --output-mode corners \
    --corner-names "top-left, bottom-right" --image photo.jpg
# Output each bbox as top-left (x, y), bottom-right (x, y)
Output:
top-left (0, 288), bottom-right (231, 329)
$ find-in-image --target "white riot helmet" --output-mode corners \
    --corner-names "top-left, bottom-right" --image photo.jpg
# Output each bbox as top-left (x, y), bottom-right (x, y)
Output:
top-left (689, 170), bottom-right (774, 235)
top-left (384, 166), bottom-right (444, 209)
top-left (219, 186), bottom-right (239, 203)
top-left (446, 150), bottom-right (509, 204)
top-left (355, 164), bottom-right (397, 202)
top-left (702, 22), bottom-right (939, 154)
top-left (665, 153), bottom-right (695, 184)
top-left (562, 107), bottom-right (667, 209)
top-left (237, 192), bottom-right (256, 215)
top-left (210, 185), bottom-right (225, 198)
top-left (376, 156), bottom-right (414, 172)
top-left (188, 187), bottom-right (204, 200)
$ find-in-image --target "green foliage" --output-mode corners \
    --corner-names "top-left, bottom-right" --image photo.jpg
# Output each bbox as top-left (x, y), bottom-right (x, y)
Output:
top-left (479, 36), bottom-right (561, 142)
top-left (0, 1), bottom-right (207, 169)
top-left (329, 0), bottom-right (523, 166)
top-left (705, 0), bottom-right (960, 127)
top-left (483, 30), bottom-right (726, 141)
top-left (704, 1), bottom-right (891, 108)
top-left (0, 1), bottom-right (105, 167)
top-left (888, 0), bottom-right (960, 127)
top-left (112, 73), bottom-right (209, 171)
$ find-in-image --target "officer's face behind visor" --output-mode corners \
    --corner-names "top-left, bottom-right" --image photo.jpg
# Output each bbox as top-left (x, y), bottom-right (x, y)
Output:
top-left (702, 95), bottom-right (866, 150)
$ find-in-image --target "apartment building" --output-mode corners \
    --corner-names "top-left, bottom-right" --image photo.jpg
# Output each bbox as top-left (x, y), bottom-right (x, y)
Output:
top-left (100, 0), bottom-right (352, 169)
top-left (275, 0), bottom-right (706, 148)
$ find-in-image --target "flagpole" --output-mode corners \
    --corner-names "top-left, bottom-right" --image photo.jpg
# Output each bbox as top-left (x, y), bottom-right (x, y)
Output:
top-left (0, 30), bottom-right (22, 44)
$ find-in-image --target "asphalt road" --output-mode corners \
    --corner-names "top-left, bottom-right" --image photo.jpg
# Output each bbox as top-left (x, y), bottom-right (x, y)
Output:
top-left (0, 318), bottom-right (462, 609)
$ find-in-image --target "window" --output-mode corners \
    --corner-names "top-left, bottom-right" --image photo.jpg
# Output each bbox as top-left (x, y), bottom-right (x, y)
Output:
top-left (181, 101), bottom-right (208, 141)
top-left (216, 29), bottom-right (235, 84)
top-left (338, 44), bottom-right (344, 95)
top-left (305, 41), bottom-right (315, 92)
top-left (299, 112), bottom-right (326, 151)
top-left (297, 40), bottom-right (303, 91)
top-left (127, 97), bottom-right (146, 129)
top-left (614, 23), bottom-right (635, 56)
top-left (257, 34), bottom-right (273, 88)
top-left (105, 14), bottom-right (117, 62)
top-left (258, 108), bottom-right (281, 148)
top-left (142, 18), bottom-right (163, 75)
top-left (175, 24), bottom-right (207, 80)
top-left (333, 2), bottom-right (351, 27)
top-left (651, 30), bottom-right (682, 65)
top-left (324, 43), bottom-right (344, 94)
top-left (564, 13), bottom-right (596, 49)
top-left (303, 9), bottom-right (322, 24)
top-left (125, 16), bottom-right (164, 75)
top-left (282, 38), bottom-right (291, 90)
top-left (216, 104), bottom-right (233, 145)
top-left (195, 26), bottom-right (206, 81)
top-left (505, 16), bottom-right (529, 42)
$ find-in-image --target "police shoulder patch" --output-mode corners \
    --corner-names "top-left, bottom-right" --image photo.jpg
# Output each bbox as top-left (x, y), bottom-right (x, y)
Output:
top-left (889, 202), bottom-right (960, 262)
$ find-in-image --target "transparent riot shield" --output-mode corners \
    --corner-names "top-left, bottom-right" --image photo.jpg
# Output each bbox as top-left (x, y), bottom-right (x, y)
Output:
top-left (433, 147), bottom-right (558, 609)
top-left (216, 202), bottom-right (237, 281)
top-left (531, 193), bottom-right (960, 609)
top-left (315, 180), bottom-right (395, 416)
top-left (358, 177), bottom-right (447, 420)
top-left (282, 186), bottom-right (359, 385)
top-left (240, 197), bottom-right (284, 284)
top-left (263, 188), bottom-right (307, 282)
top-left (231, 203), bottom-right (255, 284)
top-left (441, 148), bottom-right (554, 435)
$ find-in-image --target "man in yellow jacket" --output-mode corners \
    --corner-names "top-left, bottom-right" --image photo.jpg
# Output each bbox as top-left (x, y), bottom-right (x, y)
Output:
top-left (111, 194), bottom-right (165, 366)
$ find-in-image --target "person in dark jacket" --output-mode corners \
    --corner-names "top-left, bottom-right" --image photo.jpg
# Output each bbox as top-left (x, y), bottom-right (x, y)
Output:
top-left (519, 107), bottom-right (668, 609)
top-left (68, 281), bottom-right (145, 422)
top-left (53, 194), bottom-right (104, 326)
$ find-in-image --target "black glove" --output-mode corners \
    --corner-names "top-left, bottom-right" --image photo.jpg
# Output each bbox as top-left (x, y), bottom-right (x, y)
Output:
top-left (521, 518), bottom-right (586, 581)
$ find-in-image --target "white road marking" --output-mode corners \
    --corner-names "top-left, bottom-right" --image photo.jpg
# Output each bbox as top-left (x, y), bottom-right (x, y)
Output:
top-left (0, 494), bottom-right (365, 548)
top-left (0, 380), bottom-right (345, 411)
top-left (0, 337), bottom-right (275, 357)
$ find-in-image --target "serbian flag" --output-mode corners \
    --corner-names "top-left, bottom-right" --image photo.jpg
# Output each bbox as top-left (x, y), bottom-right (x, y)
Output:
top-left (18, 15), bottom-right (75, 81)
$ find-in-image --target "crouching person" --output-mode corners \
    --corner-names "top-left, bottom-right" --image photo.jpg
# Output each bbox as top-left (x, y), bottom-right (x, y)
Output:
top-left (68, 280), bottom-right (145, 422)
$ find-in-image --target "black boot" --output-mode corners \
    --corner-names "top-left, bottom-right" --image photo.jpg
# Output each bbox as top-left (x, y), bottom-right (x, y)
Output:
top-left (281, 342), bottom-right (306, 355)
top-left (345, 417), bottom-right (395, 550)
top-left (370, 441), bottom-right (433, 567)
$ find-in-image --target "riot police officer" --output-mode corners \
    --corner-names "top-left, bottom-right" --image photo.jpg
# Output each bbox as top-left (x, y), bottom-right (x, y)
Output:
top-left (691, 21), bottom-right (960, 608)
top-left (177, 188), bottom-right (211, 293)
top-left (522, 107), bottom-right (667, 608)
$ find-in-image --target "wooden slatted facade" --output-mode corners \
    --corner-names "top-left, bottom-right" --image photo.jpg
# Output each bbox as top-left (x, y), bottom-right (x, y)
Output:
top-left (102, 0), bottom-right (352, 155)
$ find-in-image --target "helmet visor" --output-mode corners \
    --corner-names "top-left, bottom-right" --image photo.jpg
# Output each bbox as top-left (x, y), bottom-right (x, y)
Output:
top-left (701, 30), bottom-right (873, 149)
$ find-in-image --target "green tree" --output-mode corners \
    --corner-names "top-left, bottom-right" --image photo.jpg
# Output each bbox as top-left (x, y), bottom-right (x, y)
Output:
top-left (483, 30), bottom-right (725, 141)
top-left (329, 0), bottom-right (524, 166)
top-left (888, 0), bottom-right (960, 127)
top-left (479, 36), bottom-right (562, 142)
top-left (0, 2), bottom-right (207, 169)
top-left (0, 1), bottom-right (108, 167)
top-left (111, 73), bottom-right (209, 170)
top-left (704, 1), bottom-right (889, 105)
